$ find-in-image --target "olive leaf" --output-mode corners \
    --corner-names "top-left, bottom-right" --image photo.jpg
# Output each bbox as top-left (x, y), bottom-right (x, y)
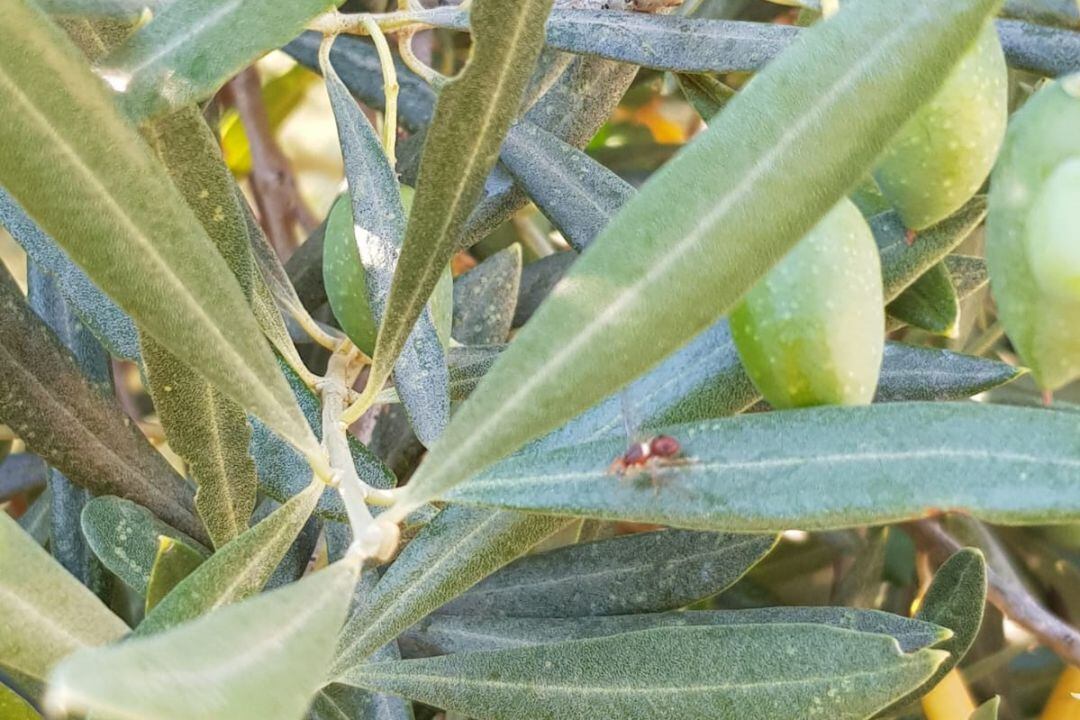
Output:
top-left (341, 624), bottom-right (947, 720)
top-left (141, 107), bottom-right (260, 549)
top-left (402, 606), bottom-right (949, 657)
top-left (887, 263), bottom-right (961, 337)
top-left (445, 402), bottom-right (1080, 532)
top-left (46, 558), bottom-right (360, 720)
top-left (437, 529), bottom-right (776, 618)
top-left (0, 512), bottom-right (128, 695)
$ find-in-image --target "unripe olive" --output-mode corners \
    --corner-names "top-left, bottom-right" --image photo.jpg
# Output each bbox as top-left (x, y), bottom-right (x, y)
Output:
top-left (323, 188), bottom-right (452, 355)
top-left (730, 198), bottom-right (884, 409)
top-left (873, 24), bottom-right (1007, 231)
top-left (987, 76), bottom-right (1080, 391)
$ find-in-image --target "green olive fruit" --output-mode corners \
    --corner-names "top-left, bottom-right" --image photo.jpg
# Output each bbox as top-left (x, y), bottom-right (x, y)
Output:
top-left (730, 197), bottom-right (885, 409)
top-left (323, 188), bottom-right (452, 355)
top-left (987, 75), bottom-right (1080, 391)
top-left (873, 24), bottom-right (1007, 231)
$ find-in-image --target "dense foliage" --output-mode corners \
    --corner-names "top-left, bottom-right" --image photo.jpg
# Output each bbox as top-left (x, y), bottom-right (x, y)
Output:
top-left (1, 0), bottom-right (1079, 718)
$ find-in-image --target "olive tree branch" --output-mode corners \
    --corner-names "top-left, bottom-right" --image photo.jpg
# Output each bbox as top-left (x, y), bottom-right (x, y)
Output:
top-left (225, 68), bottom-right (315, 259)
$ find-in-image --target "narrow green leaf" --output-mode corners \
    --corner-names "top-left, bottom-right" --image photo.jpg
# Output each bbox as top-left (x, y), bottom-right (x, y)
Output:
top-left (0, 2), bottom-right (320, 461)
top-left (513, 252), bottom-right (576, 327)
top-left (0, 512), bottom-right (128, 693)
top-left (342, 624), bottom-right (947, 720)
top-left (945, 254), bottom-right (990, 300)
top-left (0, 187), bottom-right (139, 360)
top-left (879, 548), bottom-right (988, 715)
top-left (322, 46), bottom-right (450, 447)
top-left (511, 10), bottom-right (1079, 80)
top-left (0, 264), bottom-right (203, 540)
top-left (96, 0), bottom-right (338, 121)
top-left (251, 360), bottom-right (395, 524)
top-left (145, 536), bottom-right (206, 613)
top-left (313, 570), bottom-right (416, 720)
top-left (81, 496), bottom-right (209, 596)
top-left (140, 107), bottom-right (260, 547)
top-left (284, 31), bottom-right (435, 132)
top-left (1004, 0), bottom-right (1079, 27)
top-left (46, 558), bottom-right (359, 720)
top-left (500, 123), bottom-right (633, 252)
top-left (872, 343), bottom-right (1023, 403)
top-left (394, 0), bottom-right (1004, 514)
top-left (255, 497), bottom-right (321, 591)
top-left (402, 606), bottom-right (950, 658)
top-left (26, 263), bottom-right (111, 598)
top-left (873, 197), bottom-right (987, 303)
top-left (445, 402), bottom-right (1080, 531)
top-left (370, 0), bottom-right (553, 407)
top-left (142, 349), bottom-right (258, 548)
top-left (438, 529), bottom-right (776, 618)
top-left (970, 696), bottom-right (1001, 719)
top-left (541, 9), bottom-right (799, 72)
top-left (0, 683), bottom-right (41, 720)
top-left (887, 263), bottom-right (961, 337)
top-left (996, 19), bottom-right (1080, 76)
top-left (137, 479), bottom-right (323, 635)
top-left (452, 245), bottom-right (523, 345)
top-left (678, 72), bottom-right (736, 120)
top-left (332, 506), bottom-right (568, 673)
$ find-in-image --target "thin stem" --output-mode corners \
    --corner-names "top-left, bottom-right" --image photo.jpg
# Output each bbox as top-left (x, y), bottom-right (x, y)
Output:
top-left (225, 68), bottom-right (311, 258)
top-left (906, 519), bottom-right (1080, 668)
top-left (398, 27), bottom-right (449, 89)
top-left (340, 372), bottom-right (383, 426)
top-left (963, 320), bottom-right (1004, 357)
top-left (308, 7), bottom-right (452, 36)
top-left (291, 306), bottom-right (343, 352)
top-left (360, 15), bottom-right (400, 167)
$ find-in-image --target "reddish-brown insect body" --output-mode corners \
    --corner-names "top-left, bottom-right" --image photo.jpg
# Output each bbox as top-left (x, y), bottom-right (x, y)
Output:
top-left (649, 435), bottom-right (681, 458)
top-left (609, 435), bottom-right (683, 474)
